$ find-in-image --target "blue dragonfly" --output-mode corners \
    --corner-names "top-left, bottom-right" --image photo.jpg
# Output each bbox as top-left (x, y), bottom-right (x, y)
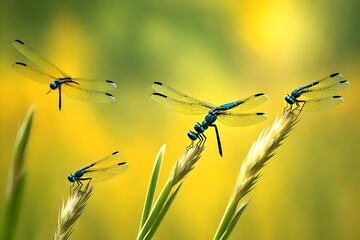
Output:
top-left (12, 39), bottom-right (116, 110)
top-left (284, 73), bottom-right (349, 113)
top-left (68, 151), bottom-right (128, 190)
top-left (151, 82), bottom-right (268, 156)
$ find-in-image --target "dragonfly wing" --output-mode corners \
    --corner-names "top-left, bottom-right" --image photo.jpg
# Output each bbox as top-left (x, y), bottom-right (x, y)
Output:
top-left (85, 162), bottom-right (128, 183)
top-left (151, 93), bottom-right (211, 115)
top-left (13, 39), bottom-right (68, 78)
top-left (61, 82), bottom-right (116, 103)
top-left (216, 112), bottom-right (267, 127)
top-left (72, 78), bottom-right (117, 91)
top-left (301, 80), bottom-right (349, 98)
top-left (151, 82), bottom-right (215, 107)
top-left (13, 62), bottom-right (55, 84)
top-left (315, 73), bottom-right (344, 86)
top-left (303, 96), bottom-right (344, 111)
top-left (223, 93), bottom-right (268, 113)
top-left (91, 151), bottom-right (120, 166)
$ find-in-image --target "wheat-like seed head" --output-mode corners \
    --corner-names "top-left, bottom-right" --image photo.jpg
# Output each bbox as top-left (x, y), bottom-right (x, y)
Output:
top-left (53, 184), bottom-right (93, 240)
top-left (170, 143), bottom-right (205, 186)
top-left (232, 112), bottom-right (298, 202)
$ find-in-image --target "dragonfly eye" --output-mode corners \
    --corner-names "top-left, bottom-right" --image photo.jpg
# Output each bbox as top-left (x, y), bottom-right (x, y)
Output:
top-left (50, 81), bottom-right (58, 90)
top-left (67, 174), bottom-right (76, 183)
top-left (187, 131), bottom-right (198, 140)
top-left (285, 94), bottom-right (296, 104)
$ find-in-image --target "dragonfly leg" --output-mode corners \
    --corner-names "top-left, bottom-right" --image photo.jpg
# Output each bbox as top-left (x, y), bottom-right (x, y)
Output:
top-left (69, 182), bottom-right (75, 195)
top-left (197, 132), bottom-right (206, 147)
top-left (71, 180), bottom-right (83, 195)
top-left (210, 124), bottom-right (223, 157)
top-left (283, 103), bottom-right (290, 114)
top-left (298, 100), bottom-right (306, 115)
top-left (58, 85), bottom-right (62, 111)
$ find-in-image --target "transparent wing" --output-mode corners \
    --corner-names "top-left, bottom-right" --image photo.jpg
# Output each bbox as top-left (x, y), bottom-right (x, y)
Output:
top-left (62, 82), bottom-right (116, 103)
top-left (91, 151), bottom-right (121, 167)
top-left (151, 82), bottom-right (215, 108)
top-left (12, 62), bottom-right (55, 84)
top-left (218, 93), bottom-right (268, 113)
top-left (216, 112), bottom-right (267, 127)
top-left (13, 39), bottom-right (68, 78)
top-left (302, 96), bottom-right (344, 112)
top-left (85, 162), bottom-right (128, 183)
top-left (72, 78), bottom-right (117, 92)
top-left (150, 93), bottom-right (211, 115)
top-left (301, 80), bottom-right (349, 98)
top-left (304, 73), bottom-right (344, 90)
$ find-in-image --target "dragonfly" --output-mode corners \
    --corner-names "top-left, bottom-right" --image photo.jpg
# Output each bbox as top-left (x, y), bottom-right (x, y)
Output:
top-left (151, 82), bottom-right (268, 156)
top-left (284, 73), bottom-right (350, 113)
top-left (67, 151), bottom-right (128, 190)
top-left (12, 39), bottom-right (116, 110)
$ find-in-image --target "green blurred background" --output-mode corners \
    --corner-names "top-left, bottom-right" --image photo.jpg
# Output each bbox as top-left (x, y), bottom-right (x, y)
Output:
top-left (1, 0), bottom-right (359, 239)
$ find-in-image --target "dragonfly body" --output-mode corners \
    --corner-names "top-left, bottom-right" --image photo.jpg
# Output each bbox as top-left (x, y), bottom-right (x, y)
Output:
top-left (12, 39), bottom-right (116, 110)
top-left (151, 82), bottom-right (267, 156)
top-left (68, 151), bottom-right (128, 189)
top-left (284, 73), bottom-right (349, 112)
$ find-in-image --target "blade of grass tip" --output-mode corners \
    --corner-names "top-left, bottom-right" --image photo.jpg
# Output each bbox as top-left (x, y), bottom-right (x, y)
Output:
top-left (140, 144), bottom-right (166, 228)
top-left (220, 201), bottom-right (249, 240)
top-left (144, 182), bottom-right (183, 240)
top-left (137, 178), bottom-right (175, 240)
top-left (0, 105), bottom-right (35, 240)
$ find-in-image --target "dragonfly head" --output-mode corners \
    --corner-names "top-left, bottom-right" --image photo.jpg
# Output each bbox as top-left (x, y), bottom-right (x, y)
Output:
top-left (285, 94), bottom-right (296, 105)
top-left (187, 130), bottom-right (198, 140)
top-left (67, 174), bottom-right (76, 183)
top-left (50, 81), bottom-right (59, 90)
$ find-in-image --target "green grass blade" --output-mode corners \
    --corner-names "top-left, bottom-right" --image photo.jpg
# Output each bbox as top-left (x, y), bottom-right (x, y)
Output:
top-left (137, 176), bottom-right (174, 240)
top-left (0, 105), bottom-right (35, 240)
top-left (220, 201), bottom-right (249, 240)
top-left (213, 199), bottom-right (238, 240)
top-left (144, 182), bottom-right (183, 240)
top-left (140, 144), bottom-right (166, 228)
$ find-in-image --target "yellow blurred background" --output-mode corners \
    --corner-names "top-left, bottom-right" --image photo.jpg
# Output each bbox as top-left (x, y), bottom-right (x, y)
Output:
top-left (1, 1), bottom-right (359, 239)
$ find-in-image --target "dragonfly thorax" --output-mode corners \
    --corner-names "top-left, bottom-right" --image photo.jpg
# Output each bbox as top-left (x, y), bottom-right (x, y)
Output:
top-left (290, 89), bottom-right (302, 98)
top-left (202, 114), bottom-right (217, 129)
top-left (194, 122), bottom-right (205, 133)
top-left (67, 174), bottom-right (76, 183)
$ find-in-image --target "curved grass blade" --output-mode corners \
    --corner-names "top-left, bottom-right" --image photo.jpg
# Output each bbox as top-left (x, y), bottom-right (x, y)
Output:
top-left (219, 201), bottom-right (249, 240)
top-left (0, 105), bottom-right (35, 240)
top-left (137, 178), bottom-right (174, 240)
top-left (143, 183), bottom-right (183, 240)
top-left (140, 145), bottom-right (166, 228)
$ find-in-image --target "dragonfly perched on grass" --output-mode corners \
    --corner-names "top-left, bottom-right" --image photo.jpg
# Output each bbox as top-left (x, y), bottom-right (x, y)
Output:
top-left (12, 39), bottom-right (116, 110)
top-left (67, 151), bottom-right (128, 190)
top-left (151, 82), bottom-right (268, 156)
top-left (284, 73), bottom-right (350, 113)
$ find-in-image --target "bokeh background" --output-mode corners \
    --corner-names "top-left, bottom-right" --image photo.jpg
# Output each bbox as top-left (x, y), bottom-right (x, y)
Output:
top-left (1, 0), bottom-right (359, 239)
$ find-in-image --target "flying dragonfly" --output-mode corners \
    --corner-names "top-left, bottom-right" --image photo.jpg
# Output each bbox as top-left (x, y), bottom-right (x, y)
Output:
top-left (67, 151), bottom-right (128, 190)
top-left (151, 82), bottom-right (268, 156)
top-left (284, 73), bottom-right (350, 113)
top-left (12, 39), bottom-right (116, 110)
